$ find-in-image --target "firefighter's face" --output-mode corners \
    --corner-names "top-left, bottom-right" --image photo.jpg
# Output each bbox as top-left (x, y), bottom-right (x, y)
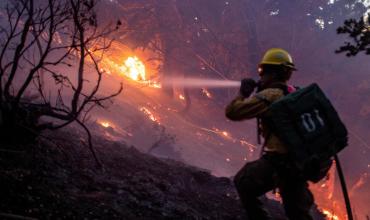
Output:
top-left (258, 67), bottom-right (275, 87)
top-left (258, 65), bottom-right (292, 88)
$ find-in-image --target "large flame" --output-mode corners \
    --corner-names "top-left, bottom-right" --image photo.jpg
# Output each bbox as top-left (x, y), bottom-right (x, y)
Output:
top-left (120, 56), bottom-right (146, 81)
top-left (89, 46), bottom-right (162, 88)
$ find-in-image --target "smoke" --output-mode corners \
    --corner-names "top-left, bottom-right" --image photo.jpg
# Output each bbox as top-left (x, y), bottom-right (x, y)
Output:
top-left (161, 77), bottom-right (241, 88)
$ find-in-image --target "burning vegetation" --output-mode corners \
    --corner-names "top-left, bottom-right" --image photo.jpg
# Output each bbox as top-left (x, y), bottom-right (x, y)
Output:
top-left (121, 56), bottom-right (146, 81)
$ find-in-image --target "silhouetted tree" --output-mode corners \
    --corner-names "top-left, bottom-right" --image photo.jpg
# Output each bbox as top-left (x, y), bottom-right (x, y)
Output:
top-left (0, 0), bottom-right (122, 166)
top-left (337, 15), bottom-right (370, 56)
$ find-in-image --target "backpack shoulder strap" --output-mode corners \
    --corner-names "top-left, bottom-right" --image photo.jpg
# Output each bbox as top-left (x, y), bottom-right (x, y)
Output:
top-left (255, 84), bottom-right (291, 156)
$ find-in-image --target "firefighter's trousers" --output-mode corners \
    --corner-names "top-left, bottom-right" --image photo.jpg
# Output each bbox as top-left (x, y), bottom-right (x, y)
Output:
top-left (234, 153), bottom-right (314, 220)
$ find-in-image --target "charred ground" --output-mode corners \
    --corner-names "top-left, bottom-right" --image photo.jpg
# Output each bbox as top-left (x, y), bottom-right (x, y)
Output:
top-left (0, 129), bottom-right (327, 220)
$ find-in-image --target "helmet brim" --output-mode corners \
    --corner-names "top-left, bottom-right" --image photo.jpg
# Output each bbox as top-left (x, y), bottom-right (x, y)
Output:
top-left (260, 61), bottom-right (297, 71)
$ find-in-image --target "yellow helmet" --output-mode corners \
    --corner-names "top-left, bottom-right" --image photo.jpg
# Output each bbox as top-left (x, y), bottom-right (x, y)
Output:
top-left (260, 48), bottom-right (296, 70)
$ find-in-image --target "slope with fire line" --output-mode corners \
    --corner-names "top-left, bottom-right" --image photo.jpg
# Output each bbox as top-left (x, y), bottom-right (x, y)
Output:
top-left (82, 41), bottom-right (258, 172)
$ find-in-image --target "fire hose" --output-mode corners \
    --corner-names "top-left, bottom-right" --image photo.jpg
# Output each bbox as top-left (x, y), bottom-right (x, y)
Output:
top-left (334, 154), bottom-right (353, 220)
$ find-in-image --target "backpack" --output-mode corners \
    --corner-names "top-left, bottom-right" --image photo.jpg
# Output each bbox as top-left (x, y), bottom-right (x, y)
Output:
top-left (265, 83), bottom-right (348, 182)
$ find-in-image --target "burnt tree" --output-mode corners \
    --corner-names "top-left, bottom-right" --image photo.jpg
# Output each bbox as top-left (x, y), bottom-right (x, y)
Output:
top-left (0, 0), bottom-right (122, 166)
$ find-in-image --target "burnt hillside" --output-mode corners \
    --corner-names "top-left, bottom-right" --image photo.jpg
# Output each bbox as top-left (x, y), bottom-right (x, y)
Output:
top-left (0, 129), bottom-right (326, 220)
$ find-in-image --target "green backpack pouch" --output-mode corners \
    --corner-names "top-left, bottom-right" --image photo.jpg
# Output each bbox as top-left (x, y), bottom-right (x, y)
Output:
top-left (264, 83), bottom-right (348, 182)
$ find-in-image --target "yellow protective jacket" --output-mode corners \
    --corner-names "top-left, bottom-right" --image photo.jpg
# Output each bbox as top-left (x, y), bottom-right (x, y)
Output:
top-left (225, 88), bottom-right (288, 153)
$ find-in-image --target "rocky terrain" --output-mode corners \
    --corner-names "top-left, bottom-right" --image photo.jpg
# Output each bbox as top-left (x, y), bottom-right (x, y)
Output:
top-left (0, 129), bottom-right (326, 220)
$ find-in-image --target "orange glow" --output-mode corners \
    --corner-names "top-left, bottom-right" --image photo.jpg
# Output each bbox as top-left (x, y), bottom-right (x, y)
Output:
top-left (149, 82), bottom-right (162, 88)
top-left (120, 56), bottom-right (146, 81)
top-left (322, 209), bottom-right (340, 220)
top-left (275, 191), bottom-right (281, 199)
top-left (89, 45), bottom-right (162, 89)
top-left (201, 88), bottom-right (212, 98)
top-left (350, 172), bottom-right (368, 193)
top-left (310, 164), bottom-right (347, 220)
top-left (222, 131), bottom-right (229, 137)
top-left (273, 191), bottom-right (282, 203)
top-left (179, 94), bottom-right (185, 100)
top-left (99, 121), bottom-right (112, 128)
top-left (139, 107), bottom-right (160, 124)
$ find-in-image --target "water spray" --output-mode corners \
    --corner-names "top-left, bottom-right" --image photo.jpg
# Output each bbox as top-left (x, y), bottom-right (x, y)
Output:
top-left (161, 77), bottom-right (241, 89)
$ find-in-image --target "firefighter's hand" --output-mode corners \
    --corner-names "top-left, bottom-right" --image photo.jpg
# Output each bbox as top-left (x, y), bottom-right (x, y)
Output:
top-left (240, 78), bottom-right (257, 97)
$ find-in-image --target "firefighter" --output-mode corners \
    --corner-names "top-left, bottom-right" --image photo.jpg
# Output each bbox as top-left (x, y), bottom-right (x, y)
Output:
top-left (225, 48), bottom-right (314, 220)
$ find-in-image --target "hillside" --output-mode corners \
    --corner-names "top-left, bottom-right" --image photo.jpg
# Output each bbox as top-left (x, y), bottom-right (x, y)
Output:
top-left (0, 129), bottom-right (326, 220)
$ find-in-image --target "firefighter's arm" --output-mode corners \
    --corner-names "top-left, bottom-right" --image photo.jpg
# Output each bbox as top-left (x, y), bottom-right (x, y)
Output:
top-left (225, 94), bottom-right (269, 121)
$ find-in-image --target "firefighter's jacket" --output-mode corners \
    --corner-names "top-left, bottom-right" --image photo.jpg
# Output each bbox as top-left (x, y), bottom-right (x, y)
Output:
top-left (225, 88), bottom-right (288, 153)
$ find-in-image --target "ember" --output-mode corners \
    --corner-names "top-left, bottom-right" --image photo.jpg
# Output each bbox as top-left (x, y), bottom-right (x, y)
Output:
top-left (322, 209), bottom-right (340, 220)
top-left (149, 81), bottom-right (162, 88)
top-left (222, 131), bottom-right (229, 137)
top-left (179, 94), bottom-right (185, 100)
top-left (139, 107), bottom-right (160, 124)
top-left (201, 88), bottom-right (212, 98)
top-left (100, 121), bottom-right (112, 128)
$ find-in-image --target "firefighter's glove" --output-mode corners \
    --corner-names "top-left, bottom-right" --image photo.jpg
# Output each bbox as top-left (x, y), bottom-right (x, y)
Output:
top-left (240, 78), bottom-right (257, 97)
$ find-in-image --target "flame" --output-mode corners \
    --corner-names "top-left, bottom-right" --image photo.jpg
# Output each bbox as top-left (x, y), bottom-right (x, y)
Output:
top-left (150, 82), bottom-right (162, 88)
top-left (120, 56), bottom-right (146, 81)
top-left (214, 128), bottom-right (231, 139)
top-left (100, 121), bottom-right (111, 128)
top-left (89, 47), bottom-right (163, 88)
top-left (310, 163), bottom-right (347, 220)
top-left (322, 209), bottom-right (340, 220)
top-left (179, 94), bottom-right (185, 100)
top-left (139, 107), bottom-right (160, 123)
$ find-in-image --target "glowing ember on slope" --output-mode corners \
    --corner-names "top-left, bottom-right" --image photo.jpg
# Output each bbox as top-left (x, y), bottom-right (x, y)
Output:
top-left (212, 128), bottom-right (232, 140)
top-left (120, 56), bottom-right (146, 81)
top-left (179, 94), bottom-right (185, 100)
top-left (351, 172), bottom-right (368, 193)
top-left (139, 107), bottom-right (160, 124)
top-left (150, 82), bottom-right (162, 88)
top-left (202, 88), bottom-right (212, 98)
top-left (322, 209), bottom-right (340, 220)
top-left (241, 142), bottom-right (256, 154)
top-left (99, 121), bottom-right (112, 128)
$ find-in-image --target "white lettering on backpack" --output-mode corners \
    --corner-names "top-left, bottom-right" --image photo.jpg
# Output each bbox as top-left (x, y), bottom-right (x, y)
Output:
top-left (301, 113), bottom-right (316, 132)
top-left (314, 109), bottom-right (325, 127)
top-left (301, 109), bottom-right (325, 133)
